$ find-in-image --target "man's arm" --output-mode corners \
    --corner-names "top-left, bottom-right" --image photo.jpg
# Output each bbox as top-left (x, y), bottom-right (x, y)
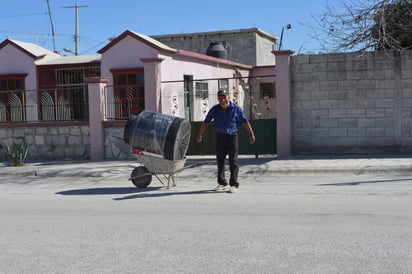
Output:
top-left (243, 121), bottom-right (256, 144)
top-left (196, 122), bottom-right (209, 143)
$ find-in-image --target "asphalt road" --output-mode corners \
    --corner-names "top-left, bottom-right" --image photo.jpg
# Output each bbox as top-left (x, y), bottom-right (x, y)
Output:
top-left (1, 168), bottom-right (412, 274)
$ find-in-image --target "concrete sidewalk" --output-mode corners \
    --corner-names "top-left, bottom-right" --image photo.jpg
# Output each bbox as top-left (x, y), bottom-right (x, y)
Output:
top-left (1, 155), bottom-right (412, 178)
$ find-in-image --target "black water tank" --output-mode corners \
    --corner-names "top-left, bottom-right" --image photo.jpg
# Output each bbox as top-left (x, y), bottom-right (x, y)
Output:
top-left (123, 111), bottom-right (191, 160)
top-left (206, 42), bottom-right (227, 59)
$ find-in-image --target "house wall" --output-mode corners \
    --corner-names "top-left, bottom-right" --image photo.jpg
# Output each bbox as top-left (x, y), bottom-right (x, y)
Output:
top-left (160, 55), bottom-right (252, 121)
top-left (100, 35), bottom-right (157, 86)
top-left (291, 50), bottom-right (412, 155)
top-left (249, 66), bottom-right (276, 119)
top-left (100, 35), bottom-right (165, 113)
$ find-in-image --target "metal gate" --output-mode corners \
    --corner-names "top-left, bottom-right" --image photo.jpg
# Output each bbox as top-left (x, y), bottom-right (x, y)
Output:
top-left (187, 119), bottom-right (276, 156)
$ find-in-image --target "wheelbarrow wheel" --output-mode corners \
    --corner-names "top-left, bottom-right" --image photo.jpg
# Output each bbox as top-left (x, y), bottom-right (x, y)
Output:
top-left (131, 166), bottom-right (152, 188)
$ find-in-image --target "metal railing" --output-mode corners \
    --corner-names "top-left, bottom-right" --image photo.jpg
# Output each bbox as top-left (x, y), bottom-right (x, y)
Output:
top-left (0, 88), bottom-right (89, 123)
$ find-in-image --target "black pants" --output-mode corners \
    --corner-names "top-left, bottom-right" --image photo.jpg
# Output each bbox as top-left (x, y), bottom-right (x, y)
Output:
top-left (216, 133), bottom-right (239, 187)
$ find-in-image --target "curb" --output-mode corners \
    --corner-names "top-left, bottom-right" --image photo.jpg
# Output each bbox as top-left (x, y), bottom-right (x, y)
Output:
top-left (1, 158), bottom-right (412, 178)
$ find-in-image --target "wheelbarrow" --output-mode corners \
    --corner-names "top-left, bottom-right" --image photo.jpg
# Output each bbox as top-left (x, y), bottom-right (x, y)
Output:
top-left (129, 150), bottom-right (186, 189)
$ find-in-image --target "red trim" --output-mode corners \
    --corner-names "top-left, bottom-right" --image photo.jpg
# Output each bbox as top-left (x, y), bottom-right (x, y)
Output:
top-left (0, 73), bottom-right (27, 79)
top-left (140, 58), bottom-right (164, 63)
top-left (37, 62), bottom-right (100, 69)
top-left (110, 68), bottom-right (144, 74)
top-left (176, 49), bottom-right (252, 69)
top-left (0, 121), bottom-right (88, 128)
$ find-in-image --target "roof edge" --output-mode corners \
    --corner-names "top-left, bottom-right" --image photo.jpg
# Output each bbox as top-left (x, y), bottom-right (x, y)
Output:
top-left (151, 27), bottom-right (277, 41)
top-left (0, 39), bottom-right (39, 59)
top-left (98, 30), bottom-right (178, 54)
top-left (176, 49), bottom-right (252, 70)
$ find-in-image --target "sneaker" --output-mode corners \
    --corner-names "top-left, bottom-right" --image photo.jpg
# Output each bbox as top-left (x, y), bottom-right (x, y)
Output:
top-left (214, 184), bottom-right (228, 192)
top-left (229, 186), bottom-right (239, 193)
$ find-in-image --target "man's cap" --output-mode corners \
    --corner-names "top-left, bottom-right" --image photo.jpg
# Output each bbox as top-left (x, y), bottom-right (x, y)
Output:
top-left (217, 90), bottom-right (229, 96)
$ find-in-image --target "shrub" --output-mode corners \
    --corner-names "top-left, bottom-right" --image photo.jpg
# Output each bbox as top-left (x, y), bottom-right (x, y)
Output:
top-left (4, 141), bottom-right (30, 166)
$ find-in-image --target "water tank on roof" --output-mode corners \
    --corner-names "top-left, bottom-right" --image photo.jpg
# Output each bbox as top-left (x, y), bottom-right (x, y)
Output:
top-left (206, 42), bottom-right (227, 59)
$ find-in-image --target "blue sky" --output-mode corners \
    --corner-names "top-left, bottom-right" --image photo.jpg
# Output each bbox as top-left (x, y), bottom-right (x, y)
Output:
top-left (0, 0), bottom-right (332, 55)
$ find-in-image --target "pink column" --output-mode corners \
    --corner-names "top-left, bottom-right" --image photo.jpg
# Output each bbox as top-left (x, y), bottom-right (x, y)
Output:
top-left (140, 58), bottom-right (164, 112)
top-left (273, 50), bottom-right (294, 158)
top-left (87, 77), bottom-right (108, 160)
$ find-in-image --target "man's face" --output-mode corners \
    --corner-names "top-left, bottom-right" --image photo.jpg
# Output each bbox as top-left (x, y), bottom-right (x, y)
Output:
top-left (218, 95), bottom-right (230, 109)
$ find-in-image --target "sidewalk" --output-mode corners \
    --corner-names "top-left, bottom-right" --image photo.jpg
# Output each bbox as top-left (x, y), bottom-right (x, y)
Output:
top-left (1, 155), bottom-right (412, 178)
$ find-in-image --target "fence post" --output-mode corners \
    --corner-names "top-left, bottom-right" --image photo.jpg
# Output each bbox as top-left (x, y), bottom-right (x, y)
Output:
top-left (87, 77), bottom-right (108, 160)
top-left (273, 50), bottom-right (294, 158)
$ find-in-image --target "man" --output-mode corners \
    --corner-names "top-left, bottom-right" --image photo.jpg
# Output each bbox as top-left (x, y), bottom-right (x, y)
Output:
top-left (196, 90), bottom-right (256, 193)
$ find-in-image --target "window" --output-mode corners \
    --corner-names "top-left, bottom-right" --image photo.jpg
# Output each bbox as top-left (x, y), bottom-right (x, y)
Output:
top-left (218, 79), bottom-right (229, 92)
top-left (195, 81), bottom-right (208, 98)
top-left (0, 75), bottom-right (26, 122)
top-left (260, 82), bottom-right (275, 98)
top-left (112, 69), bottom-right (145, 119)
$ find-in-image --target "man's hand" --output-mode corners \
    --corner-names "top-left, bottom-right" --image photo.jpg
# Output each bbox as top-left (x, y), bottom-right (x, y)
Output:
top-left (250, 135), bottom-right (256, 144)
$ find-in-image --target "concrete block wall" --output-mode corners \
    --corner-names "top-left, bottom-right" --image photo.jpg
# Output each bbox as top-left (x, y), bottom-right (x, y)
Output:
top-left (104, 126), bottom-right (132, 160)
top-left (291, 50), bottom-right (412, 155)
top-left (0, 124), bottom-right (90, 161)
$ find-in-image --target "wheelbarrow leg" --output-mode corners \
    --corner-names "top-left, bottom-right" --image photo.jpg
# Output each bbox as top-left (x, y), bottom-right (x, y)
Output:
top-left (166, 174), bottom-right (175, 189)
top-left (153, 173), bottom-right (177, 189)
top-left (171, 174), bottom-right (177, 187)
top-left (153, 174), bottom-right (166, 188)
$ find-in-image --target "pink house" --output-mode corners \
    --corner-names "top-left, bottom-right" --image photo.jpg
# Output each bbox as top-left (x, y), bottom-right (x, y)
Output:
top-left (0, 29), bottom-right (292, 161)
top-left (97, 30), bottom-right (254, 119)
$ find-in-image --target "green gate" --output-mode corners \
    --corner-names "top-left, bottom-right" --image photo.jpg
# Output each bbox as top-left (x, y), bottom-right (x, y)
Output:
top-left (187, 119), bottom-right (276, 156)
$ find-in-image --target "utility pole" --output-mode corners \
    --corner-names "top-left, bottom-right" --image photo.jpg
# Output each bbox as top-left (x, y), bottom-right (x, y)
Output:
top-left (62, 0), bottom-right (87, 55)
top-left (46, 0), bottom-right (56, 52)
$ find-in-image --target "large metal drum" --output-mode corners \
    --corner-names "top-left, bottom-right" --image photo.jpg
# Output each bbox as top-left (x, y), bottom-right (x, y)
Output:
top-left (123, 111), bottom-right (191, 160)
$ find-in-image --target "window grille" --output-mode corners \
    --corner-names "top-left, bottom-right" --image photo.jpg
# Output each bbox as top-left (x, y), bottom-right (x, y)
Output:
top-left (0, 77), bottom-right (26, 122)
top-left (195, 82), bottom-right (209, 98)
top-left (112, 69), bottom-right (145, 119)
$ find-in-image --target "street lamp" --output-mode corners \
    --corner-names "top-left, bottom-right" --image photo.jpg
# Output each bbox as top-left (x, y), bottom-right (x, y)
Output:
top-left (63, 48), bottom-right (75, 55)
top-left (278, 24), bottom-right (292, 50)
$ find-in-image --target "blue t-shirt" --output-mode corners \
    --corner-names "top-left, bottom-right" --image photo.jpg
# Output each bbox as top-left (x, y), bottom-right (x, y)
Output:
top-left (204, 102), bottom-right (248, 135)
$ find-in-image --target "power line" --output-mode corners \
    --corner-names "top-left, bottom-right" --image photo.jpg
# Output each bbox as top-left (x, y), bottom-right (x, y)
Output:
top-left (0, 30), bottom-right (69, 37)
top-left (0, 12), bottom-right (47, 19)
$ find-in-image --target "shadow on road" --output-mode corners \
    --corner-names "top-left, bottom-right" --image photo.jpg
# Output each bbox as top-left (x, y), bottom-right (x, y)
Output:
top-left (55, 186), bottom-right (218, 200)
top-left (317, 178), bottom-right (412, 186)
top-left (55, 186), bottom-right (161, 195)
top-left (113, 189), bottom-right (216, 201)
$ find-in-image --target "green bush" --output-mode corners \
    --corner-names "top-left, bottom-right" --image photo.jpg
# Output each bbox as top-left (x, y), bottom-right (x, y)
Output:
top-left (4, 141), bottom-right (30, 166)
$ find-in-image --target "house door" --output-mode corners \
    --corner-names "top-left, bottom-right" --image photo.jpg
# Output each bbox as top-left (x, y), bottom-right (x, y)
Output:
top-left (183, 75), bottom-right (192, 120)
